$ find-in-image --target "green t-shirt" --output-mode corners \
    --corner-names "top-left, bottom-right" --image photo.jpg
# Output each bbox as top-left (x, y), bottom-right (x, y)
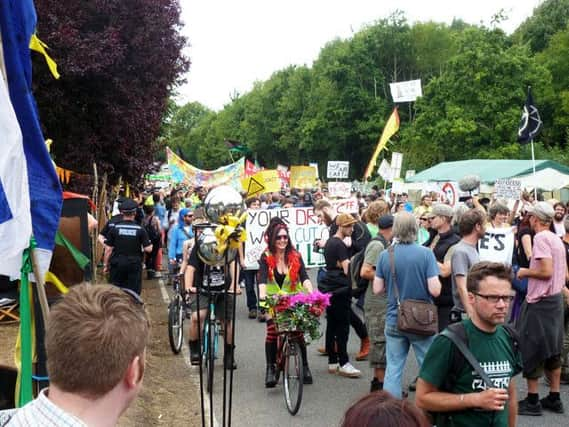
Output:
top-left (419, 319), bottom-right (522, 427)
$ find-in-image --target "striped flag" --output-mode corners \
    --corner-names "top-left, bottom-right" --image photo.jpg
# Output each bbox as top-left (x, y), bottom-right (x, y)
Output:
top-left (0, 0), bottom-right (62, 279)
top-left (364, 108), bottom-right (400, 180)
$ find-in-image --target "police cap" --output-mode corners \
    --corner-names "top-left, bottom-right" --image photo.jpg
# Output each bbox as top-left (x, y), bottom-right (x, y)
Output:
top-left (119, 198), bottom-right (138, 213)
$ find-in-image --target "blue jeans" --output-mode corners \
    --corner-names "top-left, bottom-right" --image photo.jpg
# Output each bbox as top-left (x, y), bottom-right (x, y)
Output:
top-left (384, 323), bottom-right (435, 398)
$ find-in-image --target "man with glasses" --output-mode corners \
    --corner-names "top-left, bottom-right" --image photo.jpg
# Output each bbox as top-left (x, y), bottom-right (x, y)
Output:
top-left (416, 262), bottom-right (522, 427)
top-left (2, 284), bottom-right (149, 426)
top-left (516, 202), bottom-right (566, 415)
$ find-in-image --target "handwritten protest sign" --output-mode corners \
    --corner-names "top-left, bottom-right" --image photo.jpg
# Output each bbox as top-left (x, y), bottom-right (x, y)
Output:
top-left (327, 161), bottom-right (349, 179)
top-left (328, 182), bottom-right (352, 198)
top-left (290, 166), bottom-right (317, 189)
top-left (495, 179), bottom-right (522, 200)
top-left (478, 227), bottom-right (515, 265)
top-left (331, 197), bottom-right (359, 214)
top-left (244, 207), bottom-right (327, 269)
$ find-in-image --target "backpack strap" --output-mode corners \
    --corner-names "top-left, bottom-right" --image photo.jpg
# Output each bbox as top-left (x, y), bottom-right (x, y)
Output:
top-left (502, 323), bottom-right (520, 353)
top-left (441, 324), bottom-right (495, 389)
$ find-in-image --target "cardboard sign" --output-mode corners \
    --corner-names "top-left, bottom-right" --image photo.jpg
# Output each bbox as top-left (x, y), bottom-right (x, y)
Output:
top-left (331, 197), bottom-right (359, 214)
top-left (389, 79), bottom-right (423, 103)
top-left (244, 207), bottom-right (327, 269)
top-left (328, 182), bottom-right (352, 198)
top-left (478, 227), bottom-right (515, 265)
top-left (495, 179), bottom-right (522, 200)
top-left (378, 159), bottom-right (393, 181)
top-left (327, 161), bottom-right (349, 179)
top-left (290, 166), bottom-right (318, 189)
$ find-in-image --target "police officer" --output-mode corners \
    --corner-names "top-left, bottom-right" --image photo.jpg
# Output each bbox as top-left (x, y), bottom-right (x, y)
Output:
top-left (105, 198), bottom-right (153, 294)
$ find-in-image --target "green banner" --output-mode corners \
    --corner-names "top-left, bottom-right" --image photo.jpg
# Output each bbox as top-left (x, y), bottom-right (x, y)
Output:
top-left (146, 173), bottom-right (172, 181)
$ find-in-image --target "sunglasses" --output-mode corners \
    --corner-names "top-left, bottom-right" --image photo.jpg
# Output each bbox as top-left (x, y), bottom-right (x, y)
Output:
top-left (276, 234), bottom-right (289, 241)
top-left (185, 214), bottom-right (194, 218)
top-left (121, 287), bottom-right (145, 306)
top-left (420, 217), bottom-right (428, 221)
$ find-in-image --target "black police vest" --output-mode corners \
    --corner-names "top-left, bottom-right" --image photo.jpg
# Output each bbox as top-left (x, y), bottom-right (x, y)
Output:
top-left (111, 221), bottom-right (146, 258)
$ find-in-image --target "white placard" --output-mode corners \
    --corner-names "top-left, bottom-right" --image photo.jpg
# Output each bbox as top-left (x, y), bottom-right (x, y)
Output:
top-left (478, 227), bottom-right (515, 265)
top-left (244, 207), bottom-right (327, 269)
top-left (390, 152), bottom-right (403, 179)
top-left (495, 179), bottom-right (522, 200)
top-left (378, 159), bottom-right (393, 181)
top-left (391, 179), bottom-right (405, 194)
top-left (327, 161), bottom-right (349, 179)
top-left (389, 79), bottom-right (423, 103)
top-left (331, 197), bottom-right (359, 214)
top-left (328, 182), bottom-right (352, 198)
top-left (405, 170), bottom-right (416, 179)
top-left (309, 162), bottom-right (319, 178)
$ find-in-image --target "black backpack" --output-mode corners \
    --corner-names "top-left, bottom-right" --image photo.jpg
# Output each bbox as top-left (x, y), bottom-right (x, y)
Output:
top-left (349, 236), bottom-right (384, 293)
top-left (144, 215), bottom-right (161, 243)
top-left (432, 322), bottom-right (520, 427)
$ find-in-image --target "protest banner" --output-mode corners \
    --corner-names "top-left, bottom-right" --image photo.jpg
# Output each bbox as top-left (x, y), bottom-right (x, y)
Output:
top-left (328, 182), bottom-right (351, 198)
top-left (327, 161), bottom-right (349, 179)
top-left (478, 227), bottom-right (515, 265)
top-left (331, 197), bottom-right (359, 214)
top-left (389, 79), bottom-right (423, 103)
top-left (167, 147), bottom-right (244, 190)
top-left (495, 179), bottom-right (522, 200)
top-left (244, 207), bottom-right (327, 269)
top-left (290, 166), bottom-right (317, 189)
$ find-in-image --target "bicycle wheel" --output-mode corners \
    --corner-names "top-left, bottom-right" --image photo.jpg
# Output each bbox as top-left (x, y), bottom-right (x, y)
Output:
top-left (283, 339), bottom-right (303, 415)
top-left (204, 320), bottom-right (215, 393)
top-left (167, 294), bottom-right (184, 354)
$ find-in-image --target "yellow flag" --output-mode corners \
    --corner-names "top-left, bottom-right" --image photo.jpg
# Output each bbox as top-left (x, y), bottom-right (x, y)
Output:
top-left (29, 34), bottom-right (60, 79)
top-left (364, 108), bottom-right (400, 180)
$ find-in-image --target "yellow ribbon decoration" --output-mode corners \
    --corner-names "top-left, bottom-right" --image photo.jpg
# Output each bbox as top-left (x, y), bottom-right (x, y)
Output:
top-left (214, 212), bottom-right (247, 254)
top-left (44, 271), bottom-right (70, 295)
top-left (29, 34), bottom-right (60, 79)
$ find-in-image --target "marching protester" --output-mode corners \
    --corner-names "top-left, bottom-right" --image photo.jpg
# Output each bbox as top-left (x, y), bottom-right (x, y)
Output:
top-left (319, 213), bottom-right (362, 378)
top-left (416, 262), bottom-right (522, 427)
top-left (242, 197), bottom-right (261, 320)
top-left (427, 203), bottom-right (460, 332)
top-left (142, 202), bottom-right (162, 279)
top-left (105, 198), bottom-right (153, 295)
top-left (373, 212), bottom-right (441, 398)
top-left (258, 219), bottom-right (314, 387)
top-left (413, 195), bottom-right (433, 218)
top-left (168, 207), bottom-right (194, 273)
top-left (314, 199), bottom-right (371, 361)
top-left (4, 284), bottom-right (149, 426)
top-left (516, 202), bottom-right (567, 415)
top-left (360, 214), bottom-right (393, 392)
top-left (562, 216), bottom-right (569, 384)
top-left (553, 202), bottom-right (566, 237)
top-left (450, 209), bottom-right (486, 321)
top-left (184, 228), bottom-right (239, 370)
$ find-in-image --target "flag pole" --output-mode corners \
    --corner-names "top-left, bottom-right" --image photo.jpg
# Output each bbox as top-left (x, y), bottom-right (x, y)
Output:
top-left (530, 139), bottom-right (537, 200)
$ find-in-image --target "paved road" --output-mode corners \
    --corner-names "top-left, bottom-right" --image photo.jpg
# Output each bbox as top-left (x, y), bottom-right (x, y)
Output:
top-left (181, 270), bottom-right (568, 427)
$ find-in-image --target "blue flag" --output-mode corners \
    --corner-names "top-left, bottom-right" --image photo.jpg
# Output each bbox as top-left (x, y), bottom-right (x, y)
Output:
top-left (518, 86), bottom-right (543, 144)
top-left (0, 0), bottom-right (62, 278)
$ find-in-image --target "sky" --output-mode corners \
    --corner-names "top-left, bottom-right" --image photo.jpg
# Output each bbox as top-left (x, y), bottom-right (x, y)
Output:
top-left (177, 0), bottom-right (543, 111)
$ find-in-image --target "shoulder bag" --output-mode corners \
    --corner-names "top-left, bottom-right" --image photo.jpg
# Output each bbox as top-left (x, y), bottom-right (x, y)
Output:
top-left (388, 245), bottom-right (438, 336)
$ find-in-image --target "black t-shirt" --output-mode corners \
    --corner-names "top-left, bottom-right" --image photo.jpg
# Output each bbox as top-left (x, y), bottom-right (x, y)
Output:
top-left (188, 245), bottom-right (229, 290)
top-left (100, 214), bottom-right (123, 239)
top-left (516, 227), bottom-right (533, 268)
top-left (328, 219), bottom-right (371, 256)
top-left (324, 236), bottom-right (350, 272)
top-left (433, 229), bottom-right (460, 307)
top-left (106, 220), bottom-right (151, 259)
top-left (258, 252), bottom-right (309, 287)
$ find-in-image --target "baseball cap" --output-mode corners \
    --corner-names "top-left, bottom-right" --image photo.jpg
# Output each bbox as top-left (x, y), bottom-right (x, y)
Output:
top-left (119, 198), bottom-right (138, 213)
top-left (431, 203), bottom-right (454, 218)
top-left (527, 201), bottom-right (555, 221)
top-left (336, 213), bottom-right (357, 227)
top-left (378, 214), bottom-right (394, 230)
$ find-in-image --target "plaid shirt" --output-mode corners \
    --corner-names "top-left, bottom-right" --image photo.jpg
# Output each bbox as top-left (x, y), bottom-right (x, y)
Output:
top-left (1, 389), bottom-right (86, 427)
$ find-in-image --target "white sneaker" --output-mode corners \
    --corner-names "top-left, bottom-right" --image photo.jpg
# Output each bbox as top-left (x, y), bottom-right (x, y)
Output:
top-left (338, 362), bottom-right (361, 378)
top-left (328, 363), bottom-right (339, 374)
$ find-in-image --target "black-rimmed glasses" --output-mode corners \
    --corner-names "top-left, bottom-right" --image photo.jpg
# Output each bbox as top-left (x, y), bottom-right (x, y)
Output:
top-left (473, 293), bottom-right (514, 304)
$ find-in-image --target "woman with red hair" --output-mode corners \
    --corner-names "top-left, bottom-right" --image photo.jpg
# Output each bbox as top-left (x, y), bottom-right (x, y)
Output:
top-left (258, 219), bottom-right (314, 388)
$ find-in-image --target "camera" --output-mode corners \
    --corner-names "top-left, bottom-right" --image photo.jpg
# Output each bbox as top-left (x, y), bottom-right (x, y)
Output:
top-left (312, 239), bottom-right (322, 254)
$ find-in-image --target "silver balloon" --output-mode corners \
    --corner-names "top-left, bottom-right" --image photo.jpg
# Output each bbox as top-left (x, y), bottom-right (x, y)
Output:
top-left (204, 185), bottom-right (245, 224)
top-left (197, 227), bottom-right (237, 266)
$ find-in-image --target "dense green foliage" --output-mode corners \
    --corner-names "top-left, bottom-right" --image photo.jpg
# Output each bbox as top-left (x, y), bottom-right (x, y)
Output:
top-left (166, 2), bottom-right (569, 179)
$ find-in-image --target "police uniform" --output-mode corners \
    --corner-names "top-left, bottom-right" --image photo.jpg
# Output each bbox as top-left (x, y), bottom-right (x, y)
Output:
top-left (105, 199), bottom-right (151, 294)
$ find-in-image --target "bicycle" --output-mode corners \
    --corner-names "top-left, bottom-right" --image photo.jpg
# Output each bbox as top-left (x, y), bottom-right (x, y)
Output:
top-left (275, 326), bottom-right (305, 415)
top-left (167, 272), bottom-right (185, 354)
top-left (200, 289), bottom-right (224, 393)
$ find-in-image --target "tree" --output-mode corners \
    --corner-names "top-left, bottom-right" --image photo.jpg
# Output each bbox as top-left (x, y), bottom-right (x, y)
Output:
top-left (512, 0), bottom-right (569, 52)
top-left (167, 101), bottom-right (212, 164)
top-left (32, 0), bottom-right (189, 184)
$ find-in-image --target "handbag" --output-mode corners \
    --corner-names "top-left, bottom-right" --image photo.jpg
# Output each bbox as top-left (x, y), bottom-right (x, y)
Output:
top-left (388, 246), bottom-right (438, 336)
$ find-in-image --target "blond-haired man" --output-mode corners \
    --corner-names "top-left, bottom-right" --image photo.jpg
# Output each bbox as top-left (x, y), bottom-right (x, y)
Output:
top-left (5, 284), bottom-right (149, 426)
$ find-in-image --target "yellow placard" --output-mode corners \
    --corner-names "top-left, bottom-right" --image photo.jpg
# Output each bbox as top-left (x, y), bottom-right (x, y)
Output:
top-left (241, 170), bottom-right (281, 197)
top-left (290, 166), bottom-right (317, 189)
top-left (258, 170), bottom-right (280, 193)
top-left (242, 175), bottom-right (265, 198)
